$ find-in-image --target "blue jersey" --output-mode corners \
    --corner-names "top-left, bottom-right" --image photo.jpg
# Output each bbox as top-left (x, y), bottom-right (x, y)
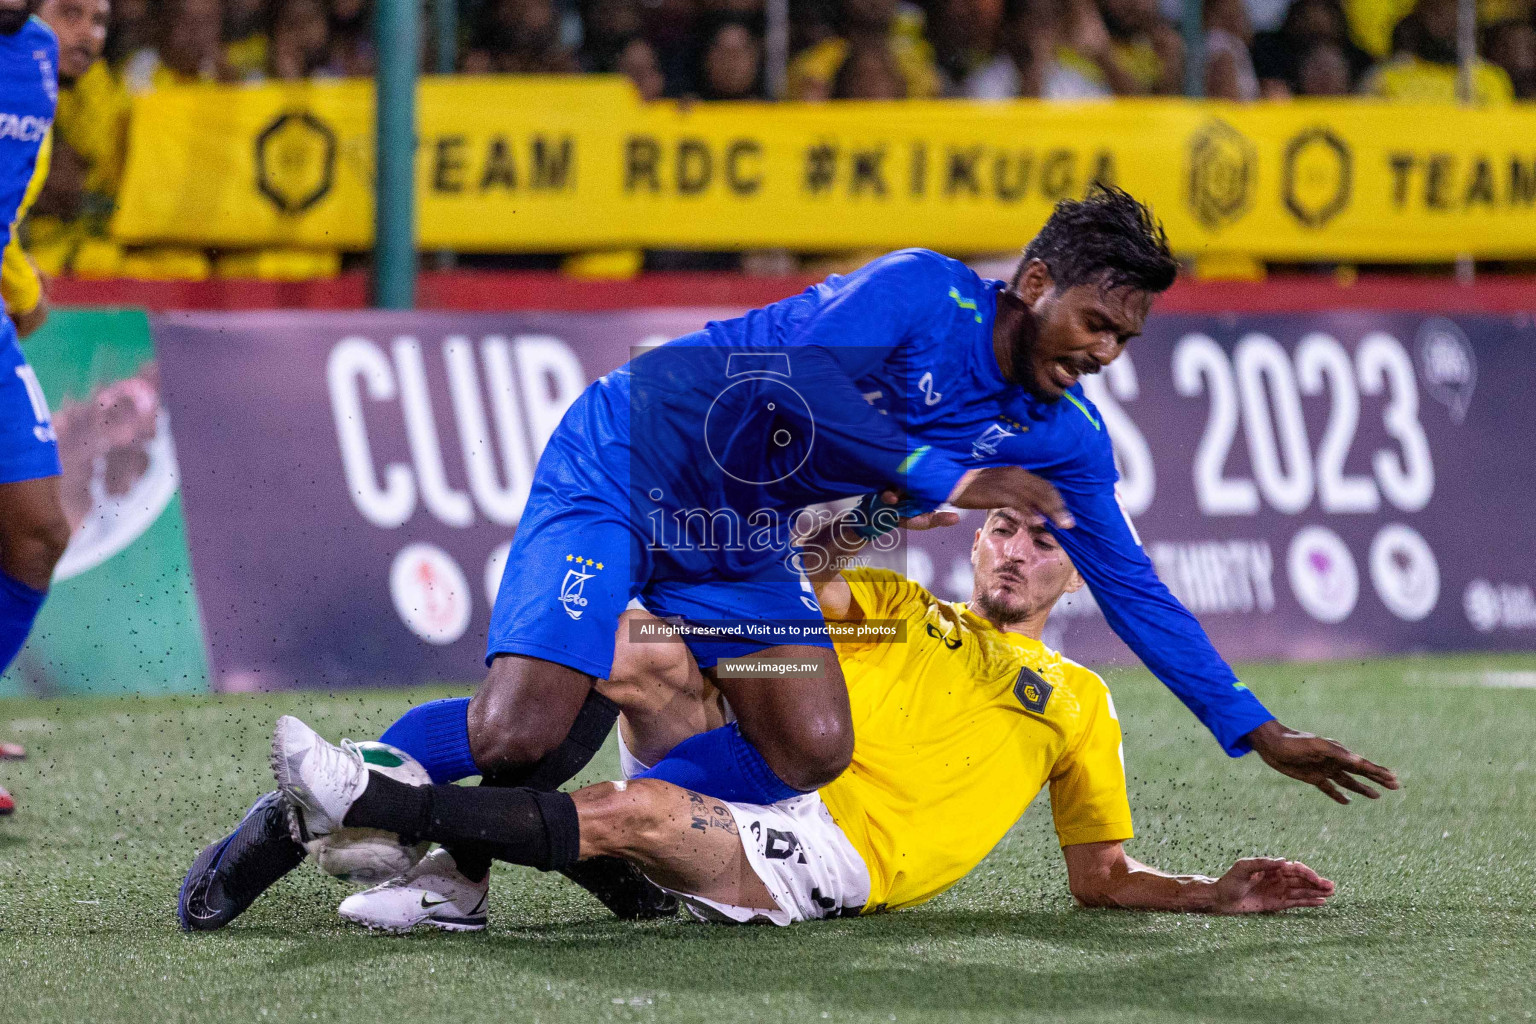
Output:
top-left (0, 16), bottom-right (60, 488)
top-left (981, 376), bottom-right (1271, 757)
top-left (625, 250), bottom-right (1003, 521)
top-left (0, 16), bottom-right (55, 237)
top-left (710, 249), bottom-right (1272, 755)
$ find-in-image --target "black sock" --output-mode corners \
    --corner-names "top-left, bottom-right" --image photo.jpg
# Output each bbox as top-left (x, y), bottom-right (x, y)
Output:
top-left (344, 774), bottom-right (580, 873)
top-left (342, 769), bottom-right (432, 839)
top-left (446, 688), bottom-right (620, 883)
top-left (493, 688), bottom-right (621, 791)
top-left (560, 856), bottom-right (679, 921)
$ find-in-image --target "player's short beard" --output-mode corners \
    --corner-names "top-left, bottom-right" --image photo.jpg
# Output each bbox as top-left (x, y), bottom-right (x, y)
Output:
top-left (0, 7), bottom-right (30, 33)
top-left (971, 583), bottom-right (1034, 627)
top-left (997, 289), bottom-right (1057, 404)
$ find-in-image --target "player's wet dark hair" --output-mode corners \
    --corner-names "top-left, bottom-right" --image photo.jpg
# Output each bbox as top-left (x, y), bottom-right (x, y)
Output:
top-left (1012, 185), bottom-right (1177, 296)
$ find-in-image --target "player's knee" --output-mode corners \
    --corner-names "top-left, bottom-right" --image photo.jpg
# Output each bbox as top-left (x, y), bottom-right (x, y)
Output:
top-left (760, 714), bottom-right (854, 792)
top-left (467, 717), bottom-right (564, 772)
top-left (465, 691), bottom-right (567, 772)
top-left (578, 779), bottom-right (674, 858)
top-left (0, 502), bottom-right (70, 585)
top-left (466, 656), bottom-right (596, 773)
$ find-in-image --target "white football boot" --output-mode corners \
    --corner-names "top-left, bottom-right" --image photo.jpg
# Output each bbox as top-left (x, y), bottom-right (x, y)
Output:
top-left (270, 715), bottom-right (371, 843)
top-left (337, 848), bottom-right (490, 933)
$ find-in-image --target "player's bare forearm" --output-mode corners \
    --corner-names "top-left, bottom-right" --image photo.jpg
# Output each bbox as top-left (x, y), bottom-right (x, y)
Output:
top-left (799, 501), bottom-right (963, 619)
top-left (797, 510), bottom-right (866, 620)
top-left (801, 511), bottom-right (867, 585)
top-left (1065, 842), bottom-right (1221, 912)
top-left (1063, 841), bottom-right (1334, 914)
top-left (947, 467), bottom-right (1074, 528)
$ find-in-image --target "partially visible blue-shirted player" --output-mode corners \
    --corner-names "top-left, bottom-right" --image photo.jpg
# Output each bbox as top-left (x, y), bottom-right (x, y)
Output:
top-left (181, 187), bottom-right (1397, 931)
top-left (0, 1), bottom-right (69, 688)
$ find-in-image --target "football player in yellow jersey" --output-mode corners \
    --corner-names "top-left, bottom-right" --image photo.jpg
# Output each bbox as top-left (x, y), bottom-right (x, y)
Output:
top-left (279, 504), bottom-right (1335, 931)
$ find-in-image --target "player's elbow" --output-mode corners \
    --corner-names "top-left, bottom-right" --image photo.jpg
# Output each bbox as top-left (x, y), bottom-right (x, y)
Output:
top-left (13, 303), bottom-right (46, 337)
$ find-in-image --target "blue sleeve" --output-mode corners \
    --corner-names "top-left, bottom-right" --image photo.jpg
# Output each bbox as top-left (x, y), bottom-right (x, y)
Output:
top-left (1051, 478), bottom-right (1275, 757)
top-left (778, 252), bottom-right (969, 507)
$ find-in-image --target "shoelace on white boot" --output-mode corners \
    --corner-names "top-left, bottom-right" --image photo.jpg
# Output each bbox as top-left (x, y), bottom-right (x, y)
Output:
top-left (289, 733), bottom-right (368, 831)
top-left (315, 738), bottom-right (367, 810)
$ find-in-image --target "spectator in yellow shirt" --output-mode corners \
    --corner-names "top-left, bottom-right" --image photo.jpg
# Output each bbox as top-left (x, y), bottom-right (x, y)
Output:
top-left (832, 36), bottom-right (911, 96)
top-left (787, 0), bottom-right (941, 99)
top-left (265, 0), bottom-right (337, 80)
top-left (1095, 0), bottom-right (1185, 94)
top-left (27, 0), bottom-right (128, 277)
top-left (1362, 0), bottom-right (1515, 101)
top-left (1251, 0), bottom-right (1372, 97)
top-left (221, 0), bottom-right (270, 80)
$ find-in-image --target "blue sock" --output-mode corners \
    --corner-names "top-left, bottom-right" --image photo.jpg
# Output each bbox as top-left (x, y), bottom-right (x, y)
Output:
top-left (379, 698), bottom-right (480, 784)
top-left (0, 570), bottom-right (46, 677)
top-left (638, 723), bottom-right (801, 804)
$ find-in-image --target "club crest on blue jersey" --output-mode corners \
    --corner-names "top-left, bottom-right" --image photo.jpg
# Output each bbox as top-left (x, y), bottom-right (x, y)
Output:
top-left (558, 554), bottom-right (603, 620)
top-left (971, 422), bottom-right (1015, 459)
top-left (1014, 667), bottom-right (1054, 714)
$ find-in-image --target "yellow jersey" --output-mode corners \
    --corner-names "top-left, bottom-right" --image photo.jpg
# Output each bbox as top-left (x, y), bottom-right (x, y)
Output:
top-left (818, 568), bottom-right (1133, 913)
top-left (21, 61), bottom-right (129, 276)
top-left (55, 61), bottom-right (129, 201)
top-left (786, 8), bottom-right (941, 100)
top-left (3, 128), bottom-right (50, 318)
top-left (1362, 55), bottom-right (1514, 104)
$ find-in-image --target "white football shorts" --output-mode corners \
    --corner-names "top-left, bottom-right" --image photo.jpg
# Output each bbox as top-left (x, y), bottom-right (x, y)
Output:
top-left (618, 728), bottom-right (871, 926)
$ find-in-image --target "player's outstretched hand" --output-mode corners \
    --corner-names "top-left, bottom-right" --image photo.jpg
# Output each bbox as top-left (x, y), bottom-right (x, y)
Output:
top-left (946, 467), bottom-right (1074, 529)
top-left (1246, 720), bottom-right (1400, 805)
top-left (900, 509), bottom-right (961, 530)
top-left (874, 491), bottom-right (961, 532)
top-left (1210, 857), bottom-right (1335, 914)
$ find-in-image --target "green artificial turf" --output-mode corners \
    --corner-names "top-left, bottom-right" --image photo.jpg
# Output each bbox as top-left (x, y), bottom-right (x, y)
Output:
top-left (2, 653), bottom-right (1534, 1024)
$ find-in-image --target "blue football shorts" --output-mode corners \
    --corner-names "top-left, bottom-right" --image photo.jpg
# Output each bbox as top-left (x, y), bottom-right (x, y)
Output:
top-left (0, 329), bottom-right (62, 485)
top-left (486, 381), bottom-right (831, 680)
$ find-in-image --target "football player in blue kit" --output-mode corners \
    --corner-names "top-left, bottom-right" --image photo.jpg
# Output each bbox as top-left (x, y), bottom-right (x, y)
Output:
top-left (181, 186), bottom-right (1396, 930)
top-left (0, 0), bottom-right (69, 820)
top-left (0, 2), bottom-right (69, 688)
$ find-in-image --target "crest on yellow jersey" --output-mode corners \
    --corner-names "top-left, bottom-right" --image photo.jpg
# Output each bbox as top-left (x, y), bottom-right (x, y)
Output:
top-left (1013, 667), bottom-right (1053, 714)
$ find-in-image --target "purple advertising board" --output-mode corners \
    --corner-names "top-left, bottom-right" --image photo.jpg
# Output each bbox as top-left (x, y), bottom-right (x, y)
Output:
top-left (152, 308), bottom-right (1536, 691)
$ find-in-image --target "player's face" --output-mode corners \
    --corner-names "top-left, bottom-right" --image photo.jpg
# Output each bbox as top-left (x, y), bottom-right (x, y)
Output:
top-left (1013, 260), bottom-right (1152, 402)
top-left (39, 0), bottom-right (108, 79)
top-left (969, 509), bottom-right (1083, 625)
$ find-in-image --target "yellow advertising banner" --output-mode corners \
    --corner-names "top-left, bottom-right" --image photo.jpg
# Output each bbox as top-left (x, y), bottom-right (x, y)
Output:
top-left (112, 76), bottom-right (1536, 260)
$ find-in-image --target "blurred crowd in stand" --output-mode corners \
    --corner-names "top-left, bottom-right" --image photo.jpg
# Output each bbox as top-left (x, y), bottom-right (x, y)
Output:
top-left (19, 0), bottom-right (1536, 278)
top-left (69, 0), bottom-right (1531, 101)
